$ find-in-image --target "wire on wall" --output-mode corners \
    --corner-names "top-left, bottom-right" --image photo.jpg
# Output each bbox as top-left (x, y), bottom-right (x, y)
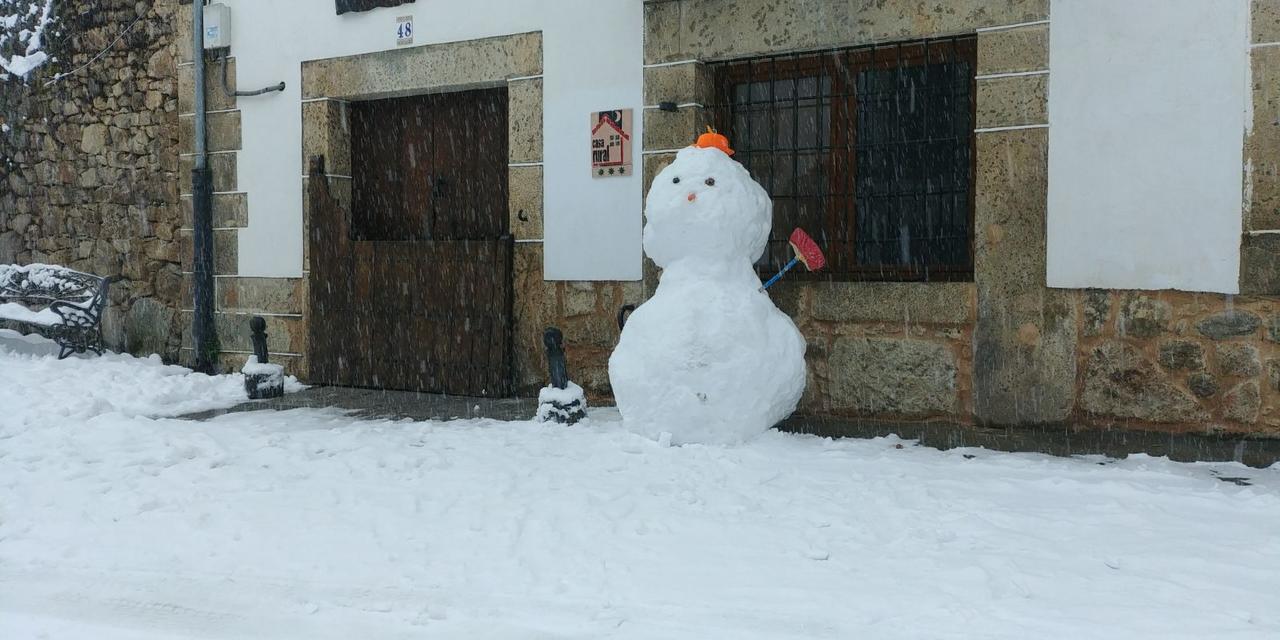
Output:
top-left (43, 14), bottom-right (144, 87)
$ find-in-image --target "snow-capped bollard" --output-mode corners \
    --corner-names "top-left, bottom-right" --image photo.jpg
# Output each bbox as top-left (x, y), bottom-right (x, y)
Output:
top-left (535, 327), bottom-right (587, 425)
top-left (243, 356), bottom-right (285, 399)
top-left (243, 316), bottom-right (284, 399)
top-left (536, 381), bottom-right (588, 425)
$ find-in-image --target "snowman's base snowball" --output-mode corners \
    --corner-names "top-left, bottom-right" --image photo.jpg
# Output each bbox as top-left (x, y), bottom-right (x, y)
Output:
top-left (536, 382), bottom-right (588, 425)
top-left (609, 259), bottom-right (806, 445)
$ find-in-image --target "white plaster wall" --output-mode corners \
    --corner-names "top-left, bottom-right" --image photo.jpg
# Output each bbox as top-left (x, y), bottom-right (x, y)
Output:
top-left (1046, 0), bottom-right (1248, 294)
top-left (215, 0), bottom-right (643, 281)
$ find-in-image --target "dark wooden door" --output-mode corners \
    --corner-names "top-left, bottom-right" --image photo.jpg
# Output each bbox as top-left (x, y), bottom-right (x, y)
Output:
top-left (309, 88), bottom-right (513, 397)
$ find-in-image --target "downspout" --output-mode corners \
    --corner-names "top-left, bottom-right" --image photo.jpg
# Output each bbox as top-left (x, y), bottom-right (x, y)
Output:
top-left (191, 0), bottom-right (218, 373)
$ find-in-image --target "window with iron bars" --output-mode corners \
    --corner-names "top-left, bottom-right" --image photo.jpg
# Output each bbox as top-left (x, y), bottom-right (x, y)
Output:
top-left (709, 36), bottom-right (977, 281)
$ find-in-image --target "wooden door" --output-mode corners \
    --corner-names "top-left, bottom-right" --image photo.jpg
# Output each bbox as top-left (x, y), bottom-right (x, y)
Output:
top-left (309, 87), bottom-right (513, 397)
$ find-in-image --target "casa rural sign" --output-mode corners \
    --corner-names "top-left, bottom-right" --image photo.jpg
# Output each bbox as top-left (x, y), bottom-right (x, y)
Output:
top-left (591, 109), bottom-right (632, 178)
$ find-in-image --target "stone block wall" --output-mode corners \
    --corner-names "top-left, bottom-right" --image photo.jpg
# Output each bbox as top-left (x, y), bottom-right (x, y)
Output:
top-left (772, 281), bottom-right (975, 422)
top-left (514, 256), bottom-right (644, 399)
top-left (1243, 0), bottom-right (1280, 293)
top-left (294, 30), bottom-right (633, 399)
top-left (642, 0), bottom-right (1280, 438)
top-left (1075, 292), bottom-right (1280, 435)
top-left (171, 1), bottom-right (307, 376)
top-left (643, 0), bottom-right (1048, 426)
top-left (0, 0), bottom-right (184, 359)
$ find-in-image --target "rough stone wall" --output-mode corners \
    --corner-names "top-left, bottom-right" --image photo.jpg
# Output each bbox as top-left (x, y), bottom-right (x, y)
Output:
top-left (169, 1), bottom-right (311, 376)
top-left (292, 30), bottom-right (632, 398)
top-left (1075, 291), bottom-right (1280, 435)
top-left (643, 0), bottom-right (1280, 439)
top-left (513, 249), bottom-right (643, 400)
top-left (772, 282), bottom-right (975, 422)
top-left (0, 0), bottom-right (183, 359)
top-left (1242, 0), bottom-right (1280, 293)
top-left (643, 0), bottom-right (1047, 426)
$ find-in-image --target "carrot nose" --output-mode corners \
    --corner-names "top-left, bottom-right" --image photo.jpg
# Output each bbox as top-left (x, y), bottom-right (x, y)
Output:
top-left (687, 192), bottom-right (697, 202)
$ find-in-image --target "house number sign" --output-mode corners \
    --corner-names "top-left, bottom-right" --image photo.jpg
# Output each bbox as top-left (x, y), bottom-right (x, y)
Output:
top-left (396, 16), bottom-right (414, 46)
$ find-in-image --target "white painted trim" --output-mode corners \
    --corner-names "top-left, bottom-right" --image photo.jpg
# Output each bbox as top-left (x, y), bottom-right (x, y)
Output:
top-left (975, 69), bottom-right (1050, 80)
top-left (180, 347), bottom-right (305, 357)
top-left (643, 102), bottom-right (705, 109)
top-left (642, 148), bottom-right (685, 155)
top-left (515, 239), bottom-right (544, 243)
top-left (643, 59), bottom-right (701, 69)
top-left (1246, 229), bottom-right (1280, 236)
top-left (180, 191), bottom-right (248, 198)
top-left (176, 56), bottom-right (236, 68)
top-left (181, 273), bottom-right (303, 280)
top-left (508, 161), bottom-right (544, 167)
top-left (300, 96), bottom-right (349, 104)
top-left (976, 19), bottom-right (1050, 33)
top-left (975, 123), bottom-right (1049, 133)
top-left (507, 74), bottom-right (543, 82)
top-left (302, 174), bottom-right (353, 179)
top-left (178, 228), bottom-right (244, 232)
top-left (1251, 41), bottom-right (1280, 49)
top-left (179, 150), bottom-right (237, 158)
top-left (181, 310), bottom-right (303, 318)
top-left (178, 108), bottom-right (240, 117)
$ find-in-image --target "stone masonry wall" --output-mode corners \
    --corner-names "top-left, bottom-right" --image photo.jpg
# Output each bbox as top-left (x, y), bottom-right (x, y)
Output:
top-left (1076, 292), bottom-right (1280, 436)
top-left (643, 0), bottom-right (1047, 426)
top-left (0, 0), bottom-right (183, 359)
top-left (172, 0), bottom-right (308, 376)
top-left (644, 0), bottom-right (1280, 438)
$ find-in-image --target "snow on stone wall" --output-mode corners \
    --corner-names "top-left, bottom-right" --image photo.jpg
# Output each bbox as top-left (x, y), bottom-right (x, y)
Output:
top-left (0, 0), bottom-right (55, 80)
top-left (0, 0), bottom-right (185, 361)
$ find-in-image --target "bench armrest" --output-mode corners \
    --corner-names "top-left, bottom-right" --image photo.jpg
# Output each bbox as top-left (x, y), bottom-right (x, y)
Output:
top-left (48, 298), bottom-right (101, 327)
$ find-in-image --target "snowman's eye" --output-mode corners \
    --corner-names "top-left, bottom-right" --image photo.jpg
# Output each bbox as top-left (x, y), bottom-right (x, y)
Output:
top-left (672, 177), bottom-right (680, 184)
top-left (704, 177), bottom-right (716, 186)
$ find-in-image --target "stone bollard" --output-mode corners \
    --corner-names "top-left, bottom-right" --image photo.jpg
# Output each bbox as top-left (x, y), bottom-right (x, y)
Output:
top-left (535, 327), bottom-right (587, 425)
top-left (243, 316), bottom-right (285, 400)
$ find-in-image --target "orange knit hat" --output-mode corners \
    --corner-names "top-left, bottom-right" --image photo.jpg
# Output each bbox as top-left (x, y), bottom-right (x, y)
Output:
top-left (693, 126), bottom-right (734, 156)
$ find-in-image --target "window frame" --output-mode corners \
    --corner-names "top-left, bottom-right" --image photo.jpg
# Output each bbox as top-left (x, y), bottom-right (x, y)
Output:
top-left (709, 36), bottom-right (978, 283)
top-left (335, 0), bottom-right (416, 16)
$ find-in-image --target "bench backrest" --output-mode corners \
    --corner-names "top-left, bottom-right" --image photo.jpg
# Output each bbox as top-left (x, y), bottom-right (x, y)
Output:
top-left (0, 264), bottom-right (108, 308)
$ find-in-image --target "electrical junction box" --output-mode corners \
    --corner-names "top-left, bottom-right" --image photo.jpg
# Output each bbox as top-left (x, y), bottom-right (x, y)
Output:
top-left (203, 3), bottom-right (232, 50)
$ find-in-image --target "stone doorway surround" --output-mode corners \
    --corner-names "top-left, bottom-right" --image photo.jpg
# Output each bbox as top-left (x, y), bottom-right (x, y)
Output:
top-left (299, 32), bottom-right (544, 388)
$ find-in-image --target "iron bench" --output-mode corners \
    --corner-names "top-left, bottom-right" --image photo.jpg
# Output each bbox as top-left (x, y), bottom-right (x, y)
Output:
top-left (0, 264), bottom-right (114, 359)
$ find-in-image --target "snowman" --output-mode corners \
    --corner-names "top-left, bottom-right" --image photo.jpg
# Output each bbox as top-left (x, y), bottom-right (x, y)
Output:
top-left (608, 130), bottom-right (807, 445)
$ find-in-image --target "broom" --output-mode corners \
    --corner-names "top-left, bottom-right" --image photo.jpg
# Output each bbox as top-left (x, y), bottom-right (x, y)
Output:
top-left (762, 228), bottom-right (826, 290)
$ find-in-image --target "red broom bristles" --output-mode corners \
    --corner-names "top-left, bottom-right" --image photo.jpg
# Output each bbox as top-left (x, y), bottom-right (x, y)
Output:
top-left (788, 228), bottom-right (826, 271)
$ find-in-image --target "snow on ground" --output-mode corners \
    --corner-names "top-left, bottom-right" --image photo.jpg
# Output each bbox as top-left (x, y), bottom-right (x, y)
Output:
top-left (1, 334), bottom-right (1279, 639)
top-left (0, 329), bottom-right (270, 422)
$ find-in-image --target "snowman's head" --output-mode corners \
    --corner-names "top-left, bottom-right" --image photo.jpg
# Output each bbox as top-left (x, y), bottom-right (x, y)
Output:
top-left (642, 146), bottom-right (772, 268)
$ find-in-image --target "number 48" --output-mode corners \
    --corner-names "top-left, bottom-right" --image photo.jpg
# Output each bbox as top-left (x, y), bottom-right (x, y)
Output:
top-left (398, 21), bottom-right (413, 39)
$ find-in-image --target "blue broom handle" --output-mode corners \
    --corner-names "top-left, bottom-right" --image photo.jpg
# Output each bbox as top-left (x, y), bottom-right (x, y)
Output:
top-left (762, 257), bottom-right (799, 290)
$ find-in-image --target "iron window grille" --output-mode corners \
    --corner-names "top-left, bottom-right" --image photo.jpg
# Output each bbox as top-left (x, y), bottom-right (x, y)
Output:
top-left (709, 36), bottom-right (977, 282)
top-left (336, 0), bottom-right (415, 15)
